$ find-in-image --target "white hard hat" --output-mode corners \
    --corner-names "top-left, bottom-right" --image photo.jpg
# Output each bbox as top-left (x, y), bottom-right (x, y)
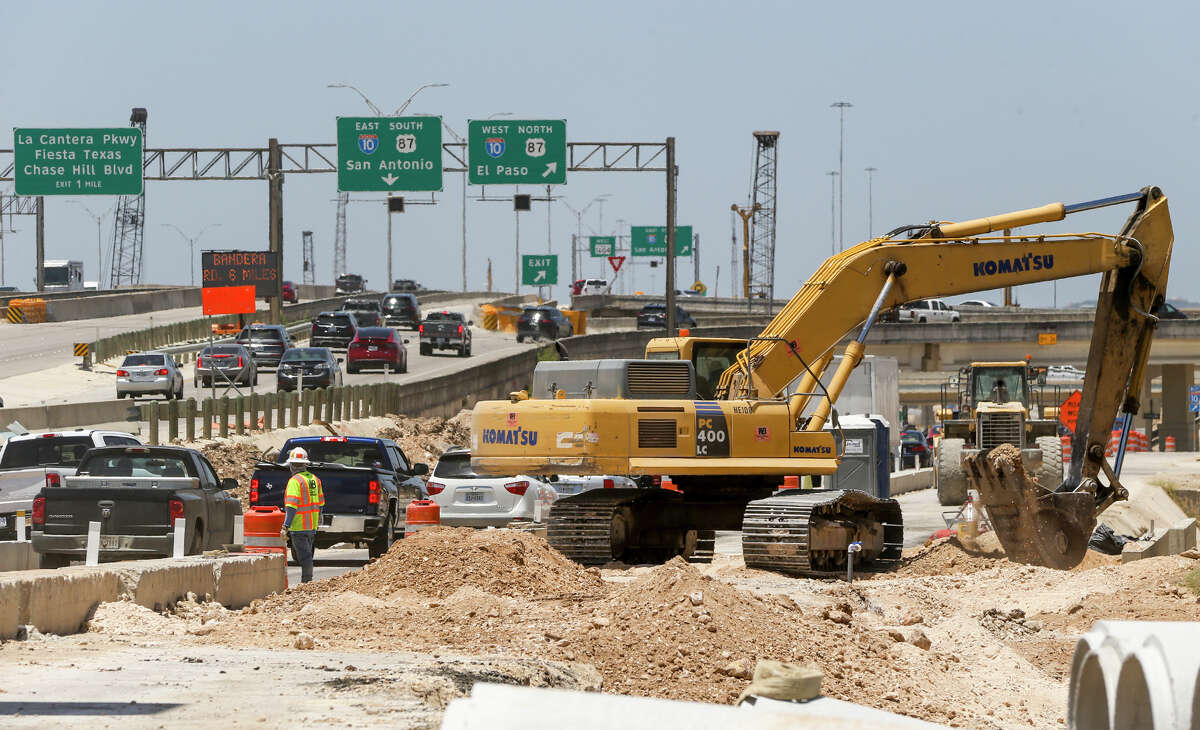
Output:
top-left (286, 447), bottom-right (310, 465)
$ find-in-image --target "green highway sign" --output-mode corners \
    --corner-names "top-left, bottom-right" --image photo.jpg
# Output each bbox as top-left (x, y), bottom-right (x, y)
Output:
top-left (589, 236), bottom-right (616, 257)
top-left (337, 116), bottom-right (442, 192)
top-left (468, 119), bottom-right (566, 185)
top-left (522, 254), bottom-right (558, 286)
top-left (631, 226), bottom-right (693, 256)
top-left (14, 128), bottom-right (143, 195)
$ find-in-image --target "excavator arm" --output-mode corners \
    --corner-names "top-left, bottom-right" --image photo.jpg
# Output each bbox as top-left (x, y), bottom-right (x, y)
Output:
top-left (712, 186), bottom-right (1171, 568)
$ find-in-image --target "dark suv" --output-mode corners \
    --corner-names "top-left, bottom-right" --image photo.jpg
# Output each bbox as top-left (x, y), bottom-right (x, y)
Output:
top-left (636, 303), bottom-right (697, 329)
top-left (382, 293), bottom-right (421, 330)
top-left (341, 298), bottom-right (383, 327)
top-left (391, 279), bottom-right (420, 293)
top-left (310, 311), bottom-right (359, 349)
top-left (335, 274), bottom-right (365, 295)
top-left (234, 325), bottom-right (292, 369)
top-left (516, 306), bottom-right (574, 342)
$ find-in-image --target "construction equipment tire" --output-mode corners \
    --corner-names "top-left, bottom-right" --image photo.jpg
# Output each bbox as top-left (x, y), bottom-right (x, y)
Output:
top-left (1036, 435), bottom-right (1064, 489)
top-left (936, 437), bottom-right (968, 506)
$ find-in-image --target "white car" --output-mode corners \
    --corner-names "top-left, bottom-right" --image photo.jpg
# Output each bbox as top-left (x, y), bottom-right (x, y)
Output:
top-left (958, 299), bottom-right (998, 308)
top-left (551, 474), bottom-right (638, 497)
top-left (427, 448), bottom-right (556, 527)
top-left (116, 351), bottom-right (185, 399)
top-left (579, 279), bottom-right (609, 296)
top-left (1048, 365), bottom-right (1086, 380)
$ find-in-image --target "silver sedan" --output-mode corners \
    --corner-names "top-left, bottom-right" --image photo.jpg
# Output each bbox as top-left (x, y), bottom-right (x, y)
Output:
top-left (116, 351), bottom-right (185, 400)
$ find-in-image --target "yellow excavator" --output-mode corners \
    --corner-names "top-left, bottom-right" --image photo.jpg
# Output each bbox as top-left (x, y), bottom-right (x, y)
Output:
top-left (470, 186), bottom-right (1173, 574)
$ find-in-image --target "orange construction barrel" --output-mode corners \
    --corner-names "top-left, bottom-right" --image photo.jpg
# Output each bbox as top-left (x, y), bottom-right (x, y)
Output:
top-left (244, 506), bottom-right (287, 555)
top-left (781, 475), bottom-right (800, 490)
top-left (405, 499), bottom-right (440, 537)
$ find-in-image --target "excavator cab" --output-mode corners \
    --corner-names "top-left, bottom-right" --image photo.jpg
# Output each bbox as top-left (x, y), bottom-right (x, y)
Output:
top-left (644, 337), bottom-right (745, 400)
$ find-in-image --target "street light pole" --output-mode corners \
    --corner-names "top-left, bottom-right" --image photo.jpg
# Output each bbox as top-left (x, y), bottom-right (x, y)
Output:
top-left (826, 171), bottom-right (838, 256)
top-left (830, 101), bottom-right (852, 251)
top-left (864, 166), bottom-right (878, 238)
top-left (68, 201), bottom-right (109, 289)
top-left (161, 223), bottom-right (222, 286)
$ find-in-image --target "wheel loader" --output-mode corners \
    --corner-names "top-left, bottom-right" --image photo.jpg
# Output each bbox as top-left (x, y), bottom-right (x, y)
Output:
top-left (934, 361), bottom-right (1062, 506)
top-left (470, 187), bottom-right (1174, 573)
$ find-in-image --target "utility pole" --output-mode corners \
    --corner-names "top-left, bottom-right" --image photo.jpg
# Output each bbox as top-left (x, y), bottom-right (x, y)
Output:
top-left (826, 171), bottom-right (839, 255)
top-left (386, 193), bottom-right (394, 288)
top-left (35, 197), bottom-right (44, 292)
top-left (514, 186), bottom-right (520, 295)
top-left (267, 138), bottom-right (283, 324)
top-left (69, 201), bottom-right (110, 289)
top-left (665, 137), bottom-right (677, 334)
top-left (864, 166), bottom-right (878, 238)
top-left (831, 101), bottom-right (852, 251)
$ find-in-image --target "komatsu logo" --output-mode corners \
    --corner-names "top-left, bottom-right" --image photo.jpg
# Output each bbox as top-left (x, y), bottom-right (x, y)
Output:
top-left (481, 427), bottom-right (539, 446)
top-left (973, 253), bottom-right (1054, 277)
top-left (793, 445), bottom-right (833, 454)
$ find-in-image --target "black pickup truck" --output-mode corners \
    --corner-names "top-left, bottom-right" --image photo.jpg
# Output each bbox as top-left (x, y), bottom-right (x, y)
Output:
top-left (310, 311), bottom-right (359, 349)
top-left (31, 446), bottom-right (242, 568)
top-left (341, 298), bottom-right (383, 327)
top-left (419, 311), bottom-right (473, 357)
top-left (250, 436), bottom-right (427, 558)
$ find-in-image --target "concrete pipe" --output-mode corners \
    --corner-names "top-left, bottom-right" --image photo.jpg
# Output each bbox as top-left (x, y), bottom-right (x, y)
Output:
top-left (1069, 621), bottom-right (1200, 730)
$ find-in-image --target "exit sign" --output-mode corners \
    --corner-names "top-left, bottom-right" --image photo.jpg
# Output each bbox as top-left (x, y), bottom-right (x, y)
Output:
top-left (14, 128), bottom-right (143, 195)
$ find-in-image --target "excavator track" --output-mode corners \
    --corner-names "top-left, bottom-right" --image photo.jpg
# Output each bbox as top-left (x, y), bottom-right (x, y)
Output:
top-left (547, 490), bottom-right (716, 565)
top-left (741, 490), bottom-right (904, 577)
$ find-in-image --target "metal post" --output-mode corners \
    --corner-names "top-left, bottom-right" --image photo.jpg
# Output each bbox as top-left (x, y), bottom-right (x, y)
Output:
top-left (461, 168), bottom-right (468, 292)
top-left (693, 233), bottom-right (700, 289)
top-left (35, 196), bottom-right (44, 292)
top-left (826, 171), bottom-right (838, 255)
top-left (386, 193), bottom-right (393, 290)
top-left (831, 101), bottom-right (852, 251)
top-left (570, 234), bottom-right (577, 287)
top-left (96, 218), bottom-right (104, 289)
top-left (665, 137), bottom-right (677, 334)
top-left (514, 187), bottom-right (521, 295)
top-left (865, 167), bottom-right (877, 238)
top-left (267, 138), bottom-right (284, 325)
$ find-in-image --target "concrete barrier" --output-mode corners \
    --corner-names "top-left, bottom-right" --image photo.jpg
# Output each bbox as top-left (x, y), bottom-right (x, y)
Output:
top-left (47, 287), bottom-right (201, 322)
top-left (1120, 518), bottom-right (1199, 563)
top-left (0, 553), bottom-right (284, 639)
top-left (0, 541), bottom-right (39, 572)
top-left (890, 468), bottom-right (934, 496)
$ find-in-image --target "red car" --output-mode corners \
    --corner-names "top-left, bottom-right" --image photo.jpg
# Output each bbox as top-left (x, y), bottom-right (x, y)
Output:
top-left (346, 326), bottom-right (408, 374)
top-left (281, 280), bottom-right (298, 304)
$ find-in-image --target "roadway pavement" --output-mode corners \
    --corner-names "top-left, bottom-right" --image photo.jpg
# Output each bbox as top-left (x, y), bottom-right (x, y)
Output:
top-left (0, 297), bottom-right (534, 408)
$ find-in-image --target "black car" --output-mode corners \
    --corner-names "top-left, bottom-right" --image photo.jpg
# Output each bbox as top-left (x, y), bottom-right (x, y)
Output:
top-left (276, 347), bottom-right (343, 392)
top-left (382, 292), bottom-right (421, 330)
top-left (1154, 301), bottom-right (1188, 320)
top-left (516, 306), bottom-right (574, 342)
top-left (636, 303), bottom-right (697, 330)
top-left (391, 279), bottom-right (420, 293)
top-left (235, 325), bottom-right (293, 369)
top-left (335, 273), bottom-right (365, 295)
top-left (899, 428), bottom-right (930, 469)
top-left (310, 311), bottom-right (359, 349)
top-left (195, 343), bottom-right (258, 387)
top-left (341, 298), bottom-right (383, 327)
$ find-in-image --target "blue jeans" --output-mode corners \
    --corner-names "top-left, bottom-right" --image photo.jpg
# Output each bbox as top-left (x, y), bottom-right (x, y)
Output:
top-left (289, 530), bottom-right (317, 583)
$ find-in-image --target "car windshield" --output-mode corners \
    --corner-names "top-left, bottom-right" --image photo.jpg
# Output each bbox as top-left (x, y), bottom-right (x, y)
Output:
top-left (424, 312), bottom-right (461, 322)
top-left (901, 432), bottom-right (924, 444)
top-left (284, 442), bottom-right (385, 468)
top-left (972, 367), bottom-right (1027, 403)
top-left (433, 452), bottom-right (477, 479)
top-left (281, 349), bottom-right (328, 363)
top-left (316, 314), bottom-right (352, 325)
top-left (641, 304), bottom-right (665, 312)
top-left (237, 327), bottom-right (282, 342)
top-left (44, 267), bottom-right (70, 285)
top-left (0, 436), bottom-right (94, 469)
top-left (82, 453), bottom-right (194, 478)
top-left (344, 301), bottom-right (379, 311)
top-left (384, 296), bottom-right (413, 309)
top-left (337, 275), bottom-right (361, 285)
top-left (355, 327), bottom-right (392, 339)
top-left (121, 354), bottom-right (166, 367)
top-left (201, 345), bottom-right (242, 356)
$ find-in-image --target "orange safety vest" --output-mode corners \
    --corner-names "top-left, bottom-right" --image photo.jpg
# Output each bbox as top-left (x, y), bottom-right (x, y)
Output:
top-left (284, 471), bottom-right (324, 531)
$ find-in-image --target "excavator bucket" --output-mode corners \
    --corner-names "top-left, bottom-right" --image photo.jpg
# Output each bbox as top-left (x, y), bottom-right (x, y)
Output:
top-left (965, 444), bottom-right (1095, 570)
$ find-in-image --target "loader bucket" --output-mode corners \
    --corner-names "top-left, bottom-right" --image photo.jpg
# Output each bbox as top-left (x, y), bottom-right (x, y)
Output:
top-left (965, 444), bottom-right (1095, 570)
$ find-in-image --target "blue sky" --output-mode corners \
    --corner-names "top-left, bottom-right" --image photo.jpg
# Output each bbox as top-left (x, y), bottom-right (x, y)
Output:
top-left (3, 0), bottom-right (1198, 305)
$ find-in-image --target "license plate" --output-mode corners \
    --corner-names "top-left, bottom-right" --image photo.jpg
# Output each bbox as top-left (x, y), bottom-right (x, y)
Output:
top-left (368, 346), bottom-right (378, 352)
top-left (463, 492), bottom-right (486, 504)
top-left (100, 535), bottom-right (120, 550)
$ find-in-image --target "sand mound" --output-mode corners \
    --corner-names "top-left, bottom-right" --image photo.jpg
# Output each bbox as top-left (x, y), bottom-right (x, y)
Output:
top-left (377, 410), bottom-right (472, 465)
top-left (898, 535), bottom-right (1007, 577)
top-left (320, 526), bottom-right (605, 600)
top-left (200, 441), bottom-right (266, 510)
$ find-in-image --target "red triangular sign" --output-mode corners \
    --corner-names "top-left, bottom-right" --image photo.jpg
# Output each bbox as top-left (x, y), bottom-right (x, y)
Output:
top-left (608, 255), bottom-right (626, 273)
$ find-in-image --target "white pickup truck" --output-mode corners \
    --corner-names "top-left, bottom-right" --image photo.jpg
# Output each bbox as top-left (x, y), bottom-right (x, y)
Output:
top-left (0, 430), bottom-right (144, 540)
top-left (883, 298), bottom-right (961, 323)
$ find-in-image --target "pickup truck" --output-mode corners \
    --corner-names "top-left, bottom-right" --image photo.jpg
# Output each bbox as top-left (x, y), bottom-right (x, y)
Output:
top-left (880, 298), bottom-right (961, 323)
top-left (0, 430), bottom-right (144, 541)
top-left (419, 311), bottom-right (473, 357)
top-left (341, 298), bottom-right (383, 327)
top-left (31, 446), bottom-right (242, 568)
top-left (249, 436), bottom-right (428, 558)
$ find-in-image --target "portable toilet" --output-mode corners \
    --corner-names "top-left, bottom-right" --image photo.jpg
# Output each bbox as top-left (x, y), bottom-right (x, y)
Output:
top-left (822, 414), bottom-right (891, 499)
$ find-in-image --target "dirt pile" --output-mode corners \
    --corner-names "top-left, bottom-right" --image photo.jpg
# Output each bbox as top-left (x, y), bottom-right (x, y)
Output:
top-left (899, 534), bottom-right (1008, 577)
top-left (377, 410), bottom-right (472, 465)
top-left (319, 526), bottom-right (606, 600)
top-left (200, 441), bottom-right (266, 509)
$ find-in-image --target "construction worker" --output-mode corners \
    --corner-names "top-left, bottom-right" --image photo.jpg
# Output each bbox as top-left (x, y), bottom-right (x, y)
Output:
top-left (280, 447), bottom-right (324, 583)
